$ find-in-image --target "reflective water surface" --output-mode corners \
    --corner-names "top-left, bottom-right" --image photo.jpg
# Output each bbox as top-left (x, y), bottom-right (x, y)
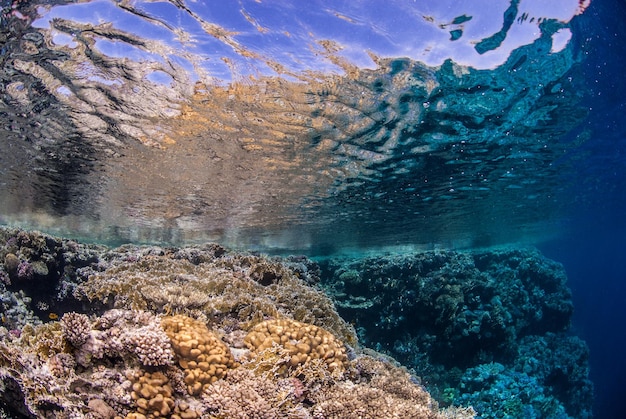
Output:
top-left (0, 0), bottom-right (591, 252)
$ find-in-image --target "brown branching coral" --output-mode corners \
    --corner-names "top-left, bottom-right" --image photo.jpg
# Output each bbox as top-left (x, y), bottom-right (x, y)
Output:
top-left (75, 252), bottom-right (356, 345)
top-left (19, 321), bottom-right (67, 358)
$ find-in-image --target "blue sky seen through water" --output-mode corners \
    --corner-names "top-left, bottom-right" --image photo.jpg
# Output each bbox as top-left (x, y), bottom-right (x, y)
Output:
top-left (33, 0), bottom-right (587, 79)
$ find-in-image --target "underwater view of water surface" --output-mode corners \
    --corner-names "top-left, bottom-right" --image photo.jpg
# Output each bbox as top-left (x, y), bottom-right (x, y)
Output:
top-left (1, 0), bottom-right (625, 417)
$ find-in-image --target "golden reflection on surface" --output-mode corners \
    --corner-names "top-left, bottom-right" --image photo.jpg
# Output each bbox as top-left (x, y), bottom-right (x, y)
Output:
top-left (99, 76), bottom-right (340, 241)
top-left (0, 0), bottom-right (585, 250)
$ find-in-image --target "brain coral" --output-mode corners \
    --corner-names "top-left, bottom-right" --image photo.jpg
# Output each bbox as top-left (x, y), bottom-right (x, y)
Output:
top-left (244, 318), bottom-right (348, 376)
top-left (161, 315), bottom-right (237, 395)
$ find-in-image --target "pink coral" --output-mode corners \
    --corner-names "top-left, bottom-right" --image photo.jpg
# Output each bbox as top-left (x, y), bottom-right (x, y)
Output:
top-left (60, 312), bottom-right (91, 347)
top-left (123, 323), bottom-right (173, 367)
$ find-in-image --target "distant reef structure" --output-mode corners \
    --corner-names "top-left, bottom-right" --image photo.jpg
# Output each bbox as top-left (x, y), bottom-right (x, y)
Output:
top-left (319, 248), bottom-right (593, 419)
top-left (0, 227), bottom-right (591, 418)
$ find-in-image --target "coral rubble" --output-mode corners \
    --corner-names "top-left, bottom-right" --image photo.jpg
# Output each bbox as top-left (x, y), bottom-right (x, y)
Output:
top-left (0, 227), bottom-right (473, 418)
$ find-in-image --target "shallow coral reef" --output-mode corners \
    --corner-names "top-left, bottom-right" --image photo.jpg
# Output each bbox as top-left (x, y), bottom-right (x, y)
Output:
top-left (0, 227), bottom-right (474, 418)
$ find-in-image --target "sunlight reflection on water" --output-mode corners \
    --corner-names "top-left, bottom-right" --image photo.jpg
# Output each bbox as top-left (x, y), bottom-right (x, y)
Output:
top-left (0, 0), bottom-right (591, 253)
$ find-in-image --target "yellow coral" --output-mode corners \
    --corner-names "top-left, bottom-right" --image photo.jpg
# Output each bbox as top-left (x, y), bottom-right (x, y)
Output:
top-left (125, 370), bottom-right (200, 419)
top-left (161, 315), bottom-right (237, 395)
top-left (20, 322), bottom-right (67, 358)
top-left (244, 318), bottom-right (348, 375)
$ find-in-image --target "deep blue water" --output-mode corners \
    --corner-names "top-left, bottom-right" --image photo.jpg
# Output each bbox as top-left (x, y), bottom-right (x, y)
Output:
top-left (542, 215), bottom-right (626, 418)
top-left (540, 0), bottom-right (626, 416)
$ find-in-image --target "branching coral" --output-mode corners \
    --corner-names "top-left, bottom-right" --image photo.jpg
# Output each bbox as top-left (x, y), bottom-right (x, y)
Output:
top-left (60, 311), bottom-right (91, 347)
top-left (75, 253), bottom-right (356, 345)
top-left (19, 321), bottom-right (66, 358)
top-left (203, 372), bottom-right (279, 419)
top-left (203, 368), bottom-right (303, 419)
top-left (311, 355), bottom-right (456, 419)
top-left (61, 309), bottom-right (174, 368)
top-left (124, 323), bottom-right (174, 367)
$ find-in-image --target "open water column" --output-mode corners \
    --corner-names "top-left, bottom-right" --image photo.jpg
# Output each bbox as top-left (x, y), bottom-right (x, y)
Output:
top-left (1, 0), bottom-right (614, 417)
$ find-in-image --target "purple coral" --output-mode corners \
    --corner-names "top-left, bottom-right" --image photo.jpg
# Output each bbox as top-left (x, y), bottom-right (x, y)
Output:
top-left (17, 261), bottom-right (34, 280)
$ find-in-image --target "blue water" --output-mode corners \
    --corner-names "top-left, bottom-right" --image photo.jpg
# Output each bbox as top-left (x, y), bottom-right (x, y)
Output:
top-left (539, 0), bottom-right (626, 416)
top-left (542, 217), bottom-right (626, 418)
top-left (1, 0), bottom-right (625, 416)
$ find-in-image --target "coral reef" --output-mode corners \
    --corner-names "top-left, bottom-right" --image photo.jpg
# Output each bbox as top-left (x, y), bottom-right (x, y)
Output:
top-left (0, 228), bottom-right (104, 323)
top-left (125, 370), bottom-right (200, 419)
top-left (513, 333), bottom-right (593, 418)
top-left (244, 318), bottom-right (347, 376)
top-left (161, 315), bottom-right (237, 395)
top-left (0, 227), bottom-right (473, 418)
top-left (451, 362), bottom-right (571, 419)
top-left (74, 248), bottom-right (355, 344)
top-left (0, 227), bottom-right (594, 418)
top-left (318, 248), bottom-right (593, 418)
top-left (309, 354), bottom-right (445, 419)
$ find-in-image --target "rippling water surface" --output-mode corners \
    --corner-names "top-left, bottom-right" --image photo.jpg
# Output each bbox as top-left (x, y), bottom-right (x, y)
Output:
top-left (0, 0), bottom-right (592, 252)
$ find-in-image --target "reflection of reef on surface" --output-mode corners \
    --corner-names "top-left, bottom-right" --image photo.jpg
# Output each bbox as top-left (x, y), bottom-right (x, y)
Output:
top-left (1, 0), bottom-right (589, 251)
top-left (319, 248), bottom-right (593, 419)
top-left (0, 227), bottom-right (475, 418)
